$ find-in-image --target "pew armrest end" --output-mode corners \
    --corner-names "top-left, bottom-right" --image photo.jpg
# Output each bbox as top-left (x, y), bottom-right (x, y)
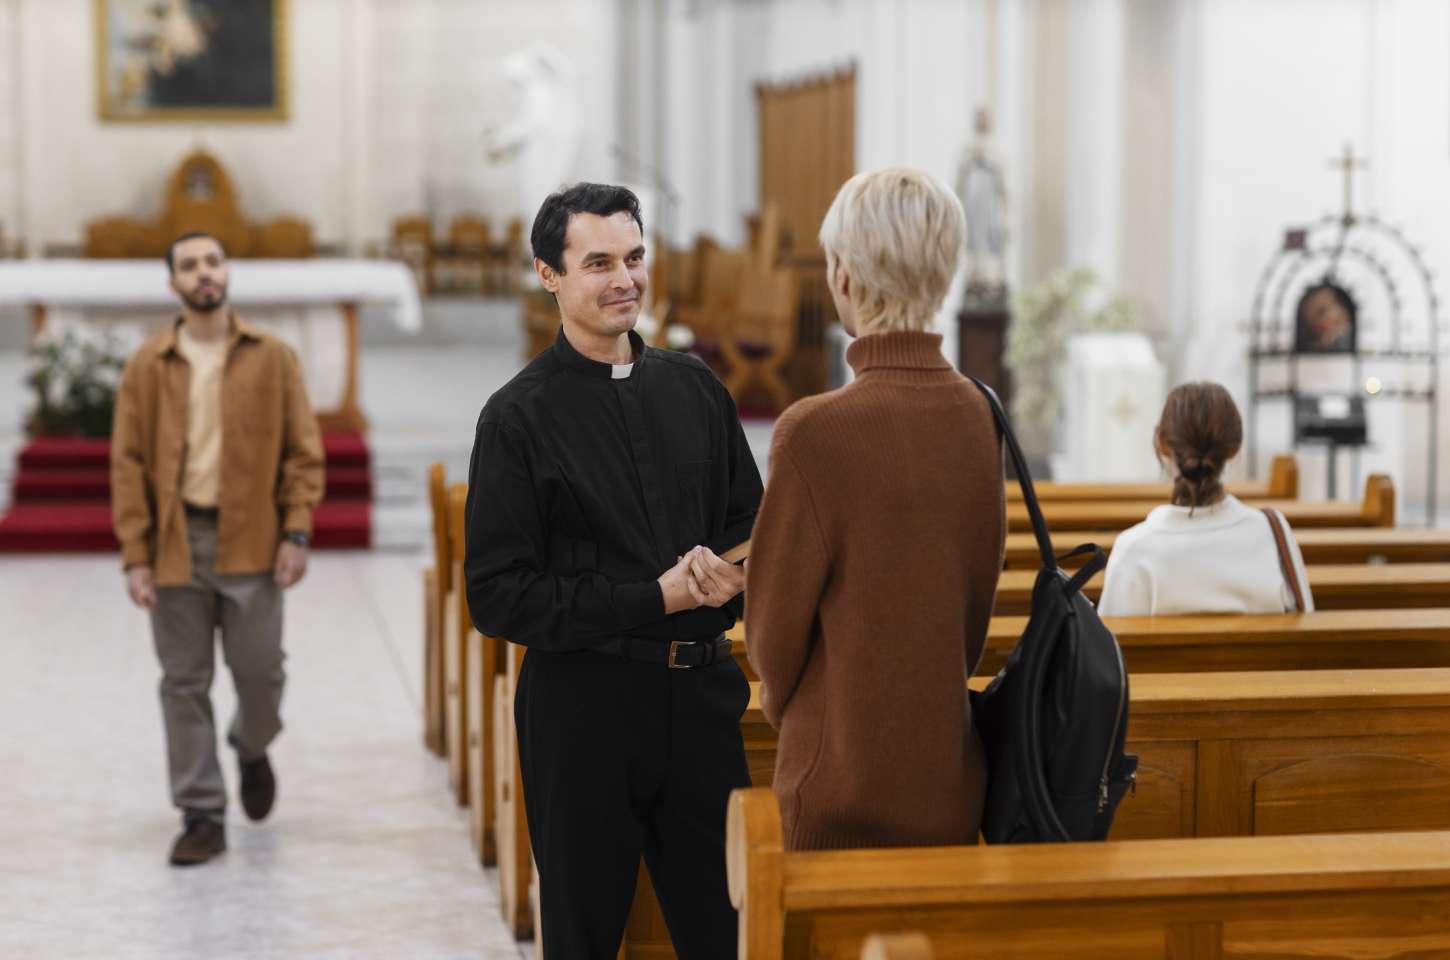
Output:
top-left (727, 787), bottom-right (785, 958)
top-left (1363, 473), bottom-right (1396, 526)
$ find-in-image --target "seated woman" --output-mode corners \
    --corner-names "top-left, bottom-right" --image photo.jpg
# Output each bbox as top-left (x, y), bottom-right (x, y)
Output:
top-left (743, 167), bottom-right (1005, 851)
top-left (1097, 382), bottom-right (1314, 616)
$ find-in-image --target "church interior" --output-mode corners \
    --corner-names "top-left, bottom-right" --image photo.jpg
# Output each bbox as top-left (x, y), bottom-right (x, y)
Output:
top-left (4, 0), bottom-right (1450, 957)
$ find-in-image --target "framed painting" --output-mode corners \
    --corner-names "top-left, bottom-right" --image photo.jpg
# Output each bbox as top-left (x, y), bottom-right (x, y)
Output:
top-left (1293, 280), bottom-right (1358, 355)
top-left (96, 0), bottom-right (288, 122)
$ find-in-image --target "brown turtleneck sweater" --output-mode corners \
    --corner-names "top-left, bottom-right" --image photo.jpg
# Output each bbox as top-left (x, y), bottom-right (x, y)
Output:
top-left (744, 330), bottom-right (1005, 851)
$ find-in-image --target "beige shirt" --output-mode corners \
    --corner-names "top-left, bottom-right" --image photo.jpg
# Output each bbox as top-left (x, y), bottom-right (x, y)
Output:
top-left (176, 325), bottom-right (228, 507)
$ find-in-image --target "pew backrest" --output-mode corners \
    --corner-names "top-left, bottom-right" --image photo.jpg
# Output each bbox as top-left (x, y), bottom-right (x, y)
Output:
top-left (726, 787), bottom-right (1450, 960)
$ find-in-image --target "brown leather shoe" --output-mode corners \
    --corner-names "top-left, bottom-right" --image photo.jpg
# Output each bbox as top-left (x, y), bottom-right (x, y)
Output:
top-left (239, 754), bottom-right (276, 822)
top-left (169, 819), bottom-right (226, 866)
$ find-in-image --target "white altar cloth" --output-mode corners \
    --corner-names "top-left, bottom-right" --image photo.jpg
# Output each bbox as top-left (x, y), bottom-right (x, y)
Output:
top-left (0, 259), bottom-right (421, 332)
top-left (1055, 332), bottom-right (1167, 482)
top-left (0, 259), bottom-right (420, 416)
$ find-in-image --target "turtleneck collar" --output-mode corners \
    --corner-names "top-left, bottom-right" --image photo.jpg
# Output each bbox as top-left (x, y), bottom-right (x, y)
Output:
top-left (846, 330), bottom-right (953, 376)
top-left (554, 327), bottom-right (646, 380)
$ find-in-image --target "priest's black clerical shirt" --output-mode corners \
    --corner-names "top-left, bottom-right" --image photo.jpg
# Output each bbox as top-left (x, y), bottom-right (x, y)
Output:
top-left (464, 329), bottom-right (763, 653)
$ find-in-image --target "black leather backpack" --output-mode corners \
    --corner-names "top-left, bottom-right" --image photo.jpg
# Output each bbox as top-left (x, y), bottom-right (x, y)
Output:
top-left (969, 379), bottom-right (1138, 843)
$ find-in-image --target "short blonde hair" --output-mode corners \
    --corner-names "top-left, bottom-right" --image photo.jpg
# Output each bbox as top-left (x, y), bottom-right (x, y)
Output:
top-left (817, 166), bottom-right (965, 334)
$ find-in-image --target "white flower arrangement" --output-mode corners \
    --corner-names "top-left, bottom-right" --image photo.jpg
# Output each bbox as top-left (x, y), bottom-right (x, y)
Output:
top-left (26, 324), bottom-right (131, 438)
top-left (1006, 267), bottom-right (1138, 456)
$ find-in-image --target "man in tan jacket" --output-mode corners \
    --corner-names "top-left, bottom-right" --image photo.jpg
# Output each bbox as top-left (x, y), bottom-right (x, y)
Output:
top-left (111, 232), bottom-right (324, 865)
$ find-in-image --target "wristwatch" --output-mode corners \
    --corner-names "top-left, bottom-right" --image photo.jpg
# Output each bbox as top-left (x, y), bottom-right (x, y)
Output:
top-left (282, 530), bottom-right (311, 548)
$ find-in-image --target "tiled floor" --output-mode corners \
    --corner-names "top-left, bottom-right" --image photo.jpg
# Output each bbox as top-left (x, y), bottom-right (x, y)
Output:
top-left (0, 550), bottom-right (532, 959)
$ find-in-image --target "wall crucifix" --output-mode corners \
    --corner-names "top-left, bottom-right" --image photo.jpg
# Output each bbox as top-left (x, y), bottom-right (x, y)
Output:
top-left (1329, 141), bottom-right (1369, 225)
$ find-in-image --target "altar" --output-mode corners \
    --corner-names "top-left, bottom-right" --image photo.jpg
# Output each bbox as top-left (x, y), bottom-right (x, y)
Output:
top-left (0, 258), bottom-right (420, 433)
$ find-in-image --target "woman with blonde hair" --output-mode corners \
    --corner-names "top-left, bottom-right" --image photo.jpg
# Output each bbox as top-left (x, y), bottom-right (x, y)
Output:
top-left (1097, 382), bottom-right (1314, 616)
top-left (739, 167), bottom-right (1005, 850)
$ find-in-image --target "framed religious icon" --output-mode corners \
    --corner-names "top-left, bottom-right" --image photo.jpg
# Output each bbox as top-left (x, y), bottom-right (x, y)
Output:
top-left (1293, 280), bottom-right (1358, 354)
top-left (95, 0), bottom-right (288, 122)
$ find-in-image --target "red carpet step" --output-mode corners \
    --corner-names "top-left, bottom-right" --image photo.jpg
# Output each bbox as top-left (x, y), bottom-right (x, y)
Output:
top-left (0, 433), bottom-right (371, 553)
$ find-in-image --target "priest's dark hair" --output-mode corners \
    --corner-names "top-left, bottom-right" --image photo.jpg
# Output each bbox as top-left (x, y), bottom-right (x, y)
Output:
top-left (530, 183), bottom-right (644, 273)
top-left (165, 231), bottom-right (225, 274)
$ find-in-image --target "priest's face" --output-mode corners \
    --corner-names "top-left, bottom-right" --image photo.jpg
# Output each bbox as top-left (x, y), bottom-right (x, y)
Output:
top-left (169, 236), bottom-right (230, 313)
top-left (545, 211), bottom-right (647, 341)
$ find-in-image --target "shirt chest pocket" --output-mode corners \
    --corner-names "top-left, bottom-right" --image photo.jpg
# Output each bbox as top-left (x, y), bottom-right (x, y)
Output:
top-left (673, 459), bottom-right (715, 551)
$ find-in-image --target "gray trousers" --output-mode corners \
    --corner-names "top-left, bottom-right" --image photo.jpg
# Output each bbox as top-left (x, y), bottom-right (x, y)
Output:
top-left (150, 515), bottom-right (286, 824)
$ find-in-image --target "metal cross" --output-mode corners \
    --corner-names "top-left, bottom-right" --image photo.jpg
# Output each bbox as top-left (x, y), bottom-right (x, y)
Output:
top-left (1329, 142), bottom-right (1368, 224)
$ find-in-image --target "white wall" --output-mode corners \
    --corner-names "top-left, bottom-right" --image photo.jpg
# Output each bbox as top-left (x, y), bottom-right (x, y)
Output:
top-left (1168, 0), bottom-right (1450, 512)
top-left (0, 0), bottom-right (622, 252)
top-left (0, 0), bottom-right (19, 241)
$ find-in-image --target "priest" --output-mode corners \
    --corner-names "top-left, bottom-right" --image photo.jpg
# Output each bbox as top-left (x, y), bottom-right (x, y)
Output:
top-left (463, 183), bottom-right (761, 957)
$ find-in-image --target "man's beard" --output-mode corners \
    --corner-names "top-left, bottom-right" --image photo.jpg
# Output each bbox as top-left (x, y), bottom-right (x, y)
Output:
top-left (182, 284), bottom-right (227, 313)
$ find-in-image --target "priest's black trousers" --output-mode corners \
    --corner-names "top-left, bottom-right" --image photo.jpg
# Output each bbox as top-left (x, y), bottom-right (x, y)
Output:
top-left (515, 647), bottom-right (751, 959)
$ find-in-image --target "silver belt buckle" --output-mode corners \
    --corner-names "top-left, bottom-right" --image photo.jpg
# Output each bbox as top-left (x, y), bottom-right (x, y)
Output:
top-left (668, 641), bottom-right (689, 669)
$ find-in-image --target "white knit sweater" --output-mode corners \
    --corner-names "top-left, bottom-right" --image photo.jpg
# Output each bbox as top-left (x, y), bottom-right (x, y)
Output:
top-left (1096, 494), bottom-right (1315, 617)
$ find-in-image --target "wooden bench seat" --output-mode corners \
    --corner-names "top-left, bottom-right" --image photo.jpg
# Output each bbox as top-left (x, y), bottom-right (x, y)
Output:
top-left (726, 788), bottom-right (1450, 959)
top-left (1003, 525), bottom-right (1450, 568)
top-left (1013, 453), bottom-right (1298, 502)
top-left (985, 562), bottom-right (1450, 616)
top-left (729, 608), bottom-right (1450, 680)
top-left (1011, 474), bottom-right (1392, 533)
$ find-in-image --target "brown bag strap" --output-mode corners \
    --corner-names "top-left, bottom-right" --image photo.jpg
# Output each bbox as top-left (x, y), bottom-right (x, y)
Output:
top-left (1262, 508), bottom-right (1306, 613)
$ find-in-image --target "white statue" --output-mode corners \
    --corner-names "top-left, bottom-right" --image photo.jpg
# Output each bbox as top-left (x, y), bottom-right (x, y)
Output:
top-left (954, 107), bottom-right (1009, 308)
top-left (482, 44), bottom-right (583, 227)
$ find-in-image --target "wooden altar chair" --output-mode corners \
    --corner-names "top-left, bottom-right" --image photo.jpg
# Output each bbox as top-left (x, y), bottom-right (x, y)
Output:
top-left (486, 218), bottom-right (525, 296)
top-left (721, 265), bottom-right (798, 412)
top-left (441, 215), bottom-right (490, 294)
top-left (392, 215), bottom-right (435, 295)
top-left (82, 149), bottom-right (317, 260)
top-left (523, 289), bottom-right (559, 360)
top-left (84, 218), bottom-right (156, 258)
top-left (674, 245), bottom-right (748, 370)
top-left (157, 150), bottom-right (256, 257)
top-left (255, 217), bottom-right (315, 258)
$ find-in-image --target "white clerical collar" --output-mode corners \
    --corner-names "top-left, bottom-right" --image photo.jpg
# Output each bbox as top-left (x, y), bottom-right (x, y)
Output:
top-left (611, 362), bottom-right (634, 380)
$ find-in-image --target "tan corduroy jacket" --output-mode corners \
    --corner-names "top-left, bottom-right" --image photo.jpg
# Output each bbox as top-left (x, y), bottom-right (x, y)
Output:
top-left (111, 314), bottom-right (325, 586)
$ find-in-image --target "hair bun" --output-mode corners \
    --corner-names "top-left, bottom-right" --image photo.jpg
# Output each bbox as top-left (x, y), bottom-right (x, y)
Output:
top-left (1177, 455), bottom-right (1207, 481)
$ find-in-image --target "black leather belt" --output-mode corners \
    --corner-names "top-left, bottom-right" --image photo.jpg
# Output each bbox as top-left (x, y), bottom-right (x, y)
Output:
top-left (184, 503), bottom-right (219, 519)
top-left (596, 636), bottom-right (731, 669)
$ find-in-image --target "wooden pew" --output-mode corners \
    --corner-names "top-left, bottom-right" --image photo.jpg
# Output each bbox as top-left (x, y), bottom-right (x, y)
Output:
top-left (730, 609), bottom-right (1450, 681)
top-left (1013, 453), bottom-right (1298, 502)
top-left (1004, 525), bottom-right (1450, 568)
top-left (422, 463), bottom-right (448, 756)
top-left (443, 484), bottom-right (470, 806)
top-left (1011, 473), bottom-right (1393, 532)
top-left (444, 481), bottom-right (503, 867)
top-left (986, 562), bottom-right (1450, 617)
top-left (619, 667), bottom-right (1450, 956)
top-left (726, 788), bottom-right (1450, 960)
top-left (494, 643), bottom-right (532, 939)
top-left (734, 670), bottom-right (1450, 839)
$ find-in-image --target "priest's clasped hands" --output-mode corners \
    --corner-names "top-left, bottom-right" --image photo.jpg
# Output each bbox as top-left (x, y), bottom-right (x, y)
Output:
top-left (658, 546), bottom-right (746, 614)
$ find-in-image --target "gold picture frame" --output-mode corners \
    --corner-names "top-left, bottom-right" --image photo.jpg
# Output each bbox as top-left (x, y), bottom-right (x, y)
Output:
top-left (95, 0), bottom-right (289, 122)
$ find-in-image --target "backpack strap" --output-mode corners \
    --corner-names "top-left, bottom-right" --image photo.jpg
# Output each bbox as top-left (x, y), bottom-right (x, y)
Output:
top-left (970, 378), bottom-right (1057, 570)
top-left (1262, 508), bottom-right (1307, 613)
